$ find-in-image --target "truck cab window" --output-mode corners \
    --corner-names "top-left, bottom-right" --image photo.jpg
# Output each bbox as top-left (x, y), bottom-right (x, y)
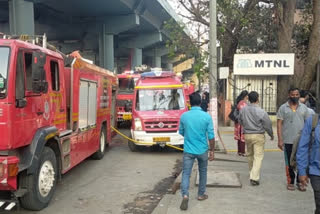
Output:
top-left (50, 61), bottom-right (60, 91)
top-left (15, 51), bottom-right (25, 99)
top-left (24, 53), bottom-right (32, 91)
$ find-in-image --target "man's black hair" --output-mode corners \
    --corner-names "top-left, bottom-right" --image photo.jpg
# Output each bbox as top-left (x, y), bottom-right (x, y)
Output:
top-left (248, 91), bottom-right (259, 103)
top-left (189, 92), bottom-right (201, 106)
top-left (288, 87), bottom-right (300, 94)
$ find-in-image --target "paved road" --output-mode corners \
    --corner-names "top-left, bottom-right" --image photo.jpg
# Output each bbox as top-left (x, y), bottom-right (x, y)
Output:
top-left (15, 129), bottom-right (182, 214)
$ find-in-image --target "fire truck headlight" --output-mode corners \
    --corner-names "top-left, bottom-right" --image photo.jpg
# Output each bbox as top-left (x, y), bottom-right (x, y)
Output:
top-left (134, 118), bottom-right (142, 131)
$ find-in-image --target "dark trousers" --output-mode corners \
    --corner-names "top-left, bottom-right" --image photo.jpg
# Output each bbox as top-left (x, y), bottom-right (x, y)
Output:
top-left (310, 175), bottom-right (320, 214)
top-left (237, 140), bottom-right (245, 154)
top-left (284, 144), bottom-right (299, 184)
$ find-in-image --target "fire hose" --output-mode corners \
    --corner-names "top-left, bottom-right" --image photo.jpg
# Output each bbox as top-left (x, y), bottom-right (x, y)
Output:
top-left (110, 126), bottom-right (184, 151)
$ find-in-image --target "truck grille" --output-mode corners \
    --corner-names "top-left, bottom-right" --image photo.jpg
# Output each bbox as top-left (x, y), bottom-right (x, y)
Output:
top-left (144, 120), bottom-right (179, 131)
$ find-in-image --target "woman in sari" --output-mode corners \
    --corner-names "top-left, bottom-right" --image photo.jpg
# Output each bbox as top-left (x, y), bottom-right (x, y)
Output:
top-left (234, 90), bottom-right (249, 156)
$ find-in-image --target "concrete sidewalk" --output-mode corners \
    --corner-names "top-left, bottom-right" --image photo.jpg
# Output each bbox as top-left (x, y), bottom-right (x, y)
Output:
top-left (152, 125), bottom-right (315, 214)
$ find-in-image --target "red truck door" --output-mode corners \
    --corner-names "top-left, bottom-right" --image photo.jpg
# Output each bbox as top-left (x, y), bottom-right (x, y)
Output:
top-left (46, 56), bottom-right (67, 131)
top-left (13, 49), bottom-right (46, 148)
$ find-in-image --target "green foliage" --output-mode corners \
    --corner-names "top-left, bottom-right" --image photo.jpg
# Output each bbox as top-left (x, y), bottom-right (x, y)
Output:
top-left (163, 18), bottom-right (208, 81)
top-left (292, 3), bottom-right (313, 59)
top-left (217, 0), bottom-right (278, 54)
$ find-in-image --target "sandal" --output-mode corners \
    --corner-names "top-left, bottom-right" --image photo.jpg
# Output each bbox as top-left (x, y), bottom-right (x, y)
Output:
top-left (297, 183), bottom-right (306, 192)
top-left (287, 184), bottom-right (295, 191)
top-left (198, 194), bottom-right (208, 201)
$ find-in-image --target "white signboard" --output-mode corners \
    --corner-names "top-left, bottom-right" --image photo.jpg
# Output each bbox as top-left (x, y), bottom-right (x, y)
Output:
top-left (219, 67), bottom-right (229, 79)
top-left (234, 53), bottom-right (294, 75)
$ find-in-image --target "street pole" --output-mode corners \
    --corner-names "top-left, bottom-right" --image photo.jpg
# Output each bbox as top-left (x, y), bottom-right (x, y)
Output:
top-left (209, 0), bottom-right (218, 98)
top-left (209, 0), bottom-right (220, 148)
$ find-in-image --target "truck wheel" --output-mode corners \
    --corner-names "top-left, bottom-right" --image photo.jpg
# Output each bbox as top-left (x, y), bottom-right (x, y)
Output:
top-left (92, 127), bottom-right (106, 160)
top-left (128, 133), bottom-right (139, 152)
top-left (20, 147), bottom-right (58, 211)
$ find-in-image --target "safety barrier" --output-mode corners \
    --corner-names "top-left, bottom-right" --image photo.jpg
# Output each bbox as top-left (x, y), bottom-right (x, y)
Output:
top-left (111, 126), bottom-right (184, 151)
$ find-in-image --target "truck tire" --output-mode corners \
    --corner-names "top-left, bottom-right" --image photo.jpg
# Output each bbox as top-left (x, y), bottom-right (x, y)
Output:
top-left (91, 127), bottom-right (106, 160)
top-left (128, 133), bottom-right (139, 152)
top-left (20, 147), bottom-right (58, 211)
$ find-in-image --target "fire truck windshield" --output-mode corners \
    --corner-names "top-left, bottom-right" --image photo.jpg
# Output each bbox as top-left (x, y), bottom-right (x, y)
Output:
top-left (0, 47), bottom-right (9, 98)
top-left (136, 89), bottom-right (185, 111)
top-left (119, 78), bottom-right (137, 94)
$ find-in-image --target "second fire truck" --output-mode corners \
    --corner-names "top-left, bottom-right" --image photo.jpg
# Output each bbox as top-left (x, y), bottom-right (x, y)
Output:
top-left (129, 70), bottom-right (188, 151)
top-left (116, 71), bottom-right (140, 127)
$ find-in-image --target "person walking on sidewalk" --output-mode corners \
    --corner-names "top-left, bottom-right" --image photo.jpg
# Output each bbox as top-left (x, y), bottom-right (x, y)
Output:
top-left (277, 87), bottom-right (310, 191)
top-left (234, 90), bottom-right (249, 156)
top-left (297, 114), bottom-right (320, 214)
top-left (239, 91), bottom-right (274, 186)
top-left (178, 92), bottom-right (215, 211)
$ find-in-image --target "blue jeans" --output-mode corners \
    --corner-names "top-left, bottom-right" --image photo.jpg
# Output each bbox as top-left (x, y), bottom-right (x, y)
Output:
top-left (181, 151), bottom-right (208, 197)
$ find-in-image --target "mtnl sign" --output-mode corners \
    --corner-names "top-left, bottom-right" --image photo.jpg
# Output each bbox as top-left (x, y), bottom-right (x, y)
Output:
top-left (233, 53), bottom-right (294, 75)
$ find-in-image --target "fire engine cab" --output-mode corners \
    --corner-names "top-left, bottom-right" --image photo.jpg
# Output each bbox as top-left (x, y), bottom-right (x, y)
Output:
top-left (0, 35), bottom-right (117, 210)
top-left (116, 71), bottom-right (140, 127)
top-left (129, 70), bottom-right (188, 151)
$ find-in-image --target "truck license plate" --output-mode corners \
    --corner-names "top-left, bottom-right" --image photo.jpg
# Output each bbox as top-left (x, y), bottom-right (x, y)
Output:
top-left (153, 137), bottom-right (170, 142)
top-left (123, 114), bottom-right (132, 120)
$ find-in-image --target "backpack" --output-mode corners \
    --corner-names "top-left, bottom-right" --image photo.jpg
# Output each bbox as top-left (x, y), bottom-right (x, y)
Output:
top-left (228, 105), bottom-right (240, 123)
top-left (290, 113), bottom-right (319, 170)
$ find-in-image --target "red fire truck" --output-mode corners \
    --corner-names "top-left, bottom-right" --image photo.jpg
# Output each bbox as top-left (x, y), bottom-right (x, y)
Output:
top-left (0, 36), bottom-right (117, 210)
top-left (128, 70), bottom-right (188, 151)
top-left (116, 71), bottom-right (140, 127)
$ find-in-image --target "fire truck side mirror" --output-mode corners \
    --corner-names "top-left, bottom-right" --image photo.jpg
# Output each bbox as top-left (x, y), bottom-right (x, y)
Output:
top-left (32, 51), bottom-right (47, 93)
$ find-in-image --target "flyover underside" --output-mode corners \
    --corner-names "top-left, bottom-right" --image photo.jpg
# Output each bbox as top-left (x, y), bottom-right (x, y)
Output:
top-left (1, 0), bottom-right (184, 72)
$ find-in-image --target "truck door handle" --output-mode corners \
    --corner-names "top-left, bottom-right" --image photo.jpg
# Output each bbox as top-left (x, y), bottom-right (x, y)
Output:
top-left (60, 108), bottom-right (65, 112)
top-left (36, 111), bottom-right (43, 115)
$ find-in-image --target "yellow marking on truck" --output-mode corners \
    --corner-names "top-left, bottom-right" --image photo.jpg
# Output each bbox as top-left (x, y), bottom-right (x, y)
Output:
top-left (49, 92), bottom-right (62, 97)
top-left (45, 132), bottom-right (57, 141)
top-left (97, 111), bottom-right (110, 117)
top-left (135, 84), bottom-right (183, 89)
top-left (54, 113), bottom-right (66, 119)
top-left (53, 119), bottom-right (67, 125)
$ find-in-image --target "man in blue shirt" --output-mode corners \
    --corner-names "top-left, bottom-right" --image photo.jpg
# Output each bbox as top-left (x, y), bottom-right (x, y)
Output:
top-left (178, 92), bottom-right (215, 211)
top-left (297, 115), bottom-right (320, 214)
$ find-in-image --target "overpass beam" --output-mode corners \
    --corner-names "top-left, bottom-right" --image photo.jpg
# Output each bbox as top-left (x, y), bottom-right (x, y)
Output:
top-left (104, 14), bottom-right (139, 34)
top-left (120, 32), bottom-right (163, 49)
top-left (9, 0), bottom-right (34, 35)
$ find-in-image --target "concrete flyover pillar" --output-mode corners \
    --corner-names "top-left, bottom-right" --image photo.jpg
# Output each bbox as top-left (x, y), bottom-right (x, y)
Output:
top-left (154, 56), bottom-right (161, 68)
top-left (132, 48), bottom-right (142, 70)
top-left (9, 0), bottom-right (34, 35)
top-left (99, 24), bottom-right (114, 71)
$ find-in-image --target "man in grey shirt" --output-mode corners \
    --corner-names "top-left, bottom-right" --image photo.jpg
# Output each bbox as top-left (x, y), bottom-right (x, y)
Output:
top-left (277, 87), bottom-right (310, 191)
top-left (239, 91), bottom-right (274, 186)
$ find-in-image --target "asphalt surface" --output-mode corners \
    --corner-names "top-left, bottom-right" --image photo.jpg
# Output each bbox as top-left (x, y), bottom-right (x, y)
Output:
top-left (15, 128), bottom-right (182, 214)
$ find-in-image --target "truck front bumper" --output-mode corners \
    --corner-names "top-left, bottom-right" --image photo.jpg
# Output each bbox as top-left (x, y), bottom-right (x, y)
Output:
top-left (131, 130), bottom-right (184, 146)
